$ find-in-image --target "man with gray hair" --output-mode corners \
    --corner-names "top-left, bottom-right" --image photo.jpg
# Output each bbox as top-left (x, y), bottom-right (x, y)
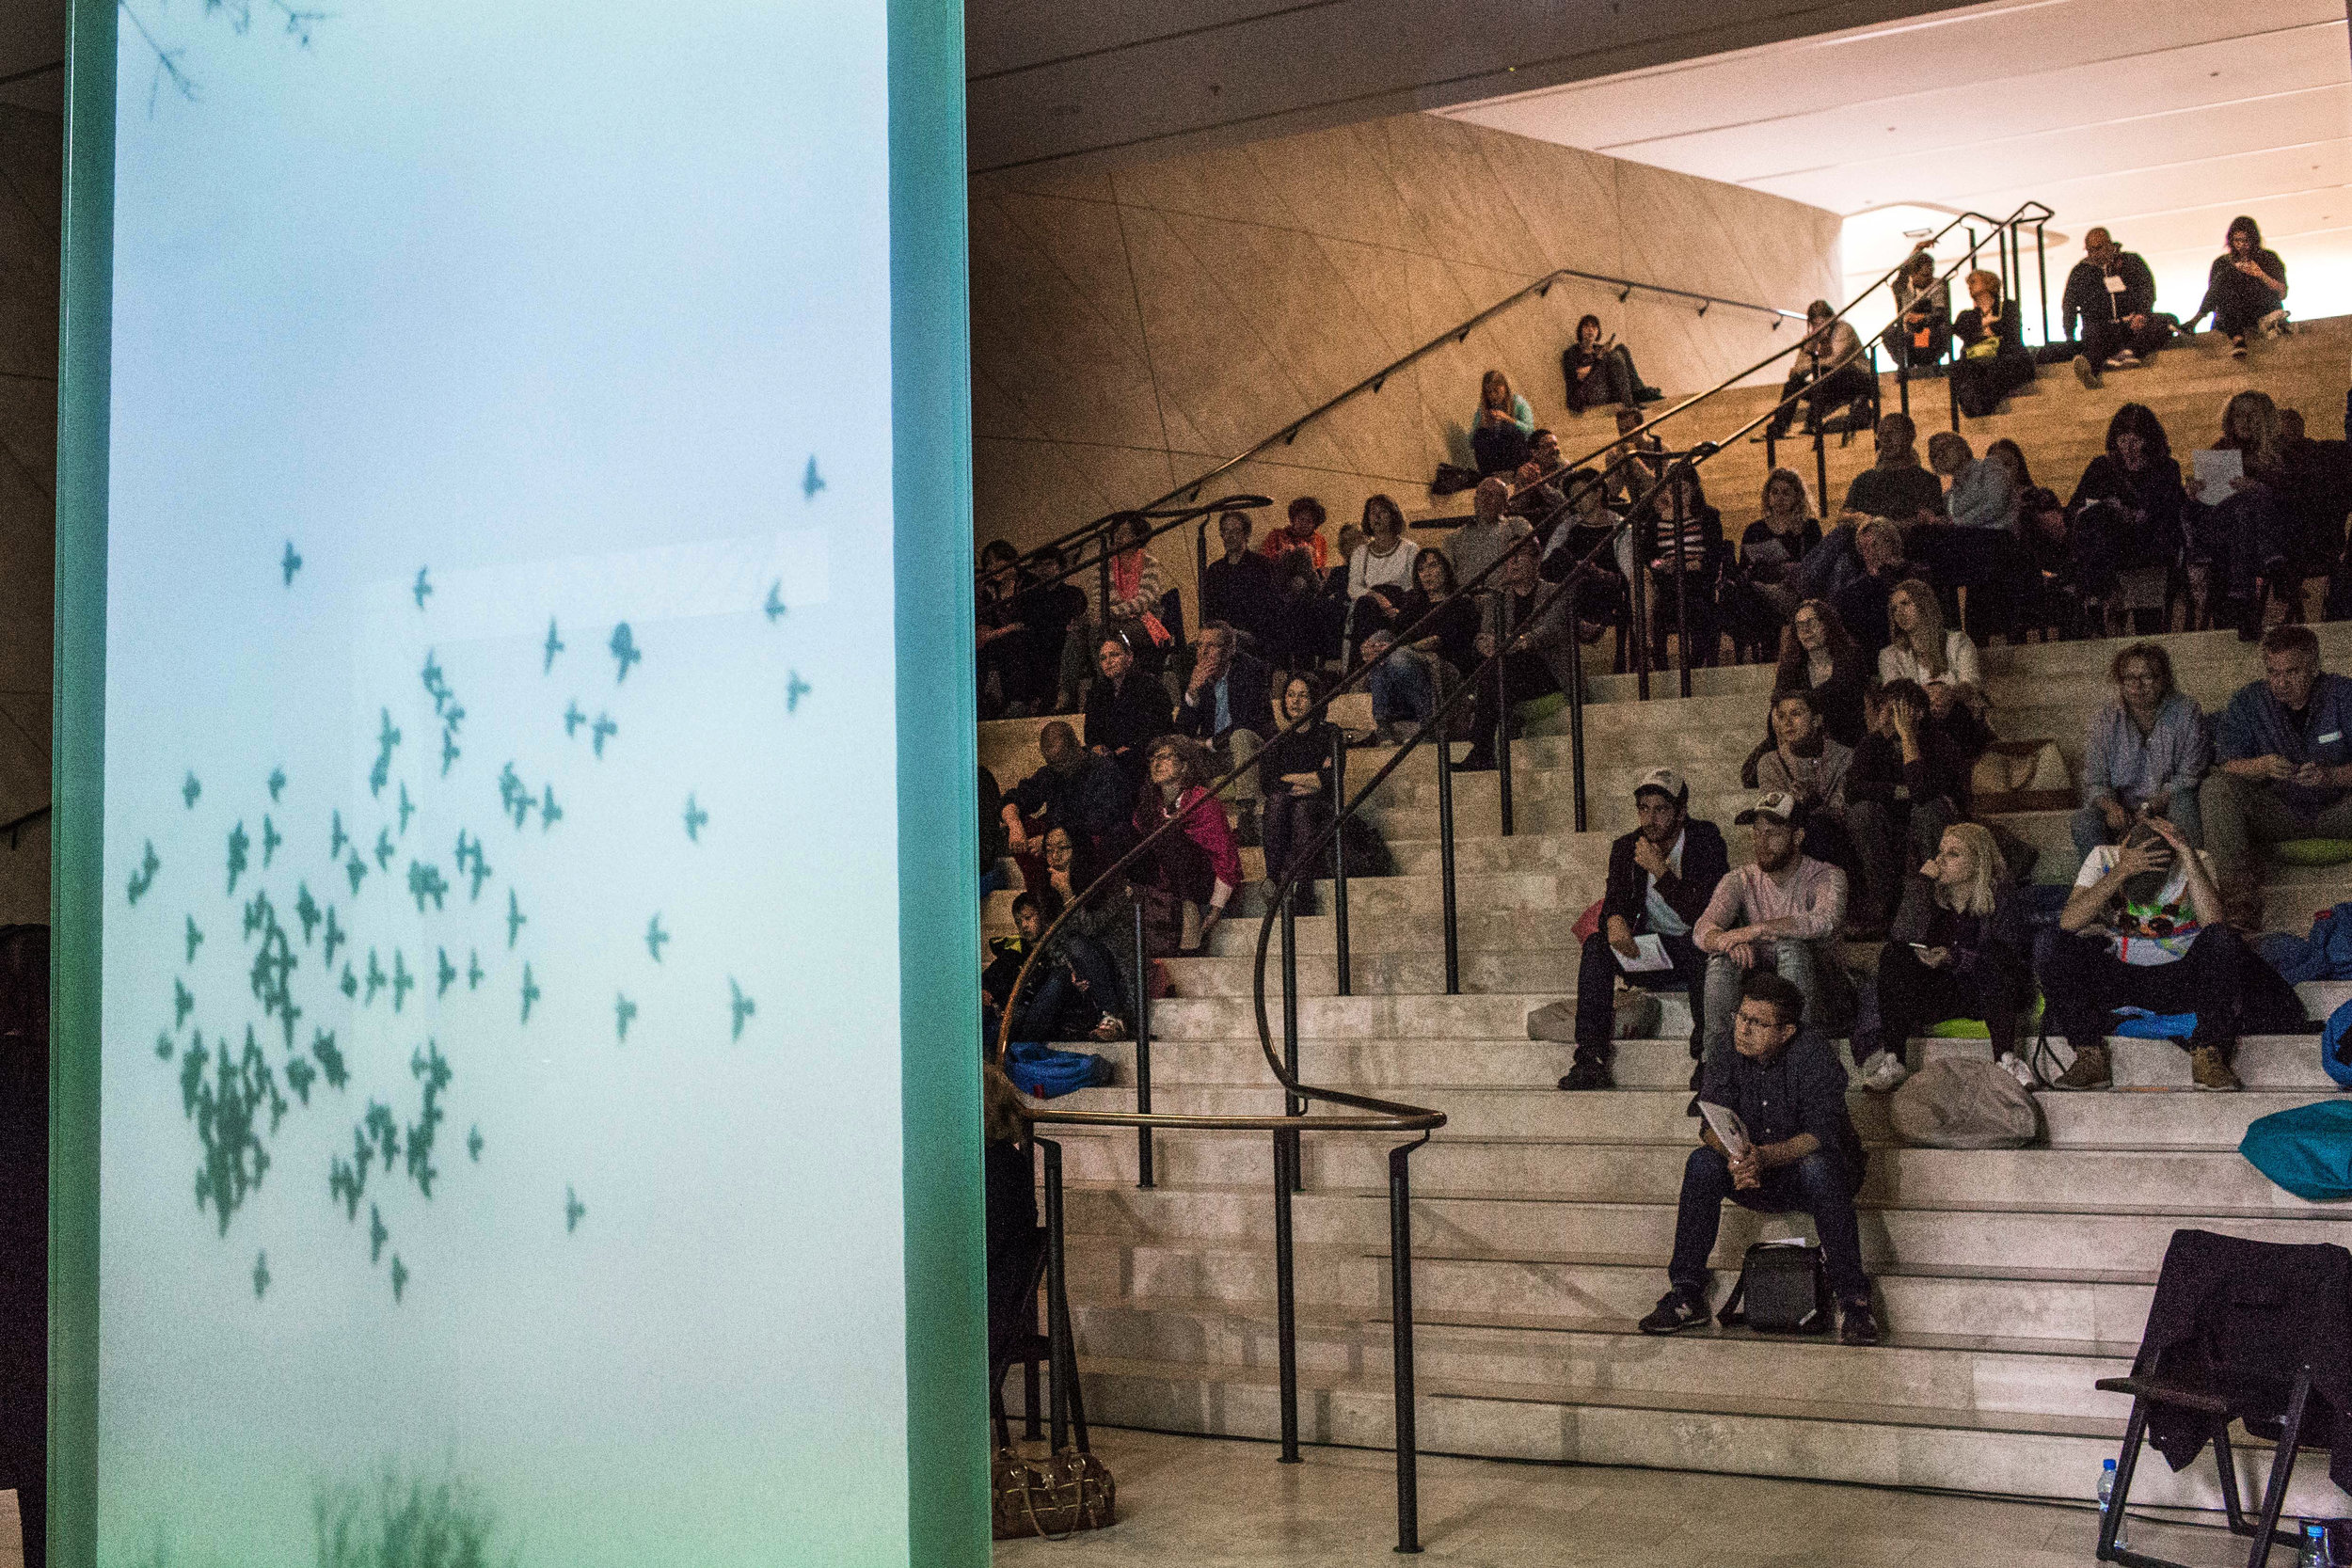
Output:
top-left (1177, 620), bottom-right (1274, 835)
top-left (1446, 476), bottom-right (1534, 595)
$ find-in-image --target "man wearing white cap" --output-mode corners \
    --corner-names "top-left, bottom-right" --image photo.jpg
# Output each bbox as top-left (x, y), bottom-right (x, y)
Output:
top-left (1694, 792), bottom-right (1853, 1062)
top-left (1560, 767), bottom-right (1727, 1091)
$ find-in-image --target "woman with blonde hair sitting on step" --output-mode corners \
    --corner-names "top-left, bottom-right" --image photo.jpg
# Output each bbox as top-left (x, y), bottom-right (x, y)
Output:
top-left (1470, 369), bottom-right (1535, 475)
top-left (1948, 269), bottom-right (2037, 419)
top-left (1879, 578), bottom-right (1985, 727)
top-left (1849, 821), bottom-right (2033, 1093)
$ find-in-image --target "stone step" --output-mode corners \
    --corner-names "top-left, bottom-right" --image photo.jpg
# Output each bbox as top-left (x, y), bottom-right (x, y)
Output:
top-left (1006, 1352), bottom-right (2342, 1513)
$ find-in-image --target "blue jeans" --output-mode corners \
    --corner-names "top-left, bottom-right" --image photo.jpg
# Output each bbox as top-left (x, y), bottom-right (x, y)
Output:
top-left (2069, 788), bottom-right (2203, 862)
top-left (1010, 933), bottom-right (1125, 1040)
top-left (1668, 1145), bottom-right (1868, 1305)
top-left (1368, 649), bottom-right (1437, 729)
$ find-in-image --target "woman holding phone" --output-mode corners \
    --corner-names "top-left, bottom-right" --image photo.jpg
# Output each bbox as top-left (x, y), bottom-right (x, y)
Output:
top-left (1849, 822), bottom-right (2033, 1093)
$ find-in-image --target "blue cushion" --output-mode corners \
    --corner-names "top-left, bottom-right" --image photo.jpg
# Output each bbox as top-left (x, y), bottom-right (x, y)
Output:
top-left (2241, 1102), bottom-right (2352, 1201)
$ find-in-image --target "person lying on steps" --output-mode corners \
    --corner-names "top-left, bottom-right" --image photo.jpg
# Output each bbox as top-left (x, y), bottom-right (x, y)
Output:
top-left (1560, 768), bottom-right (1728, 1094)
top-left (2042, 815), bottom-right (2243, 1093)
top-left (1638, 969), bottom-right (1880, 1347)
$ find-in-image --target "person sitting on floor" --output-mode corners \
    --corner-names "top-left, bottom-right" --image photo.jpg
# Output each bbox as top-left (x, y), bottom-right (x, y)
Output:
top-left (1200, 509), bottom-right (1288, 658)
top-left (999, 720), bottom-right (1133, 887)
top-left (1560, 314), bottom-right (1662, 412)
top-left (1793, 515), bottom-right (1913, 659)
top-left (1917, 432), bottom-right (2016, 641)
top-left (1561, 767), bottom-right (1728, 1093)
top-left (1845, 679), bottom-right (1970, 938)
top-left (1724, 468), bottom-right (1822, 658)
top-left (1083, 634), bottom-right (1173, 787)
top-left (1850, 822), bottom-right (2032, 1093)
top-left (1882, 249), bottom-right (1950, 374)
top-left (1694, 793), bottom-right (1854, 1060)
top-left (1346, 494), bottom-right (1419, 654)
top-left (1634, 466), bottom-right (1729, 669)
top-left (2200, 625), bottom-right (2352, 927)
top-left (2062, 228), bottom-right (2168, 388)
top-left (2066, 403), bottom-right (2187, 634)
top-left (2183, 214), bottom-right (2289, 358)
top-left (1359, 627), bottom-right (1437, 746)
top-left (1879, 578), bottom-right (1986, 726)
top-left (1841, 413), bottom-right (1947, 527)
top-left (1766, 300), bottom-right (1872, 440)
top-left (1461, 537), bottom-right (1577, 771)
top-left (1638, 968), bottom-right (1879, 1346)
top-left (989, 892), bottom-right (1129, 1044)
top-left (2073, 641), bottom-right (2210, 860)
top-left (1177, 622), bottom-right (1274, 843)
top-left (1448, 476), bottom-right (1535, 598)
top-left (1129, 735), bottom-right (1244, 954)
top-left (1948, 270), bottom-right (2036, 420)
top-left (1256, 672), bottom-right (1342, 906)
top-left (1398, 546), bottom-right (1483, 679)
top-left (1055, 514), bottom-right (1177, 705)
top-left (1754, 689), bottom-right (1857, 891)
top-left (1471, 369), bottom-right (1535, 474)
top-left (2185, 390), bottom-right (2300, 638)
top-left (1539, 467), bottom-right (1633, 636)
top-left (2042, 815), bottom-right (2244, 1092)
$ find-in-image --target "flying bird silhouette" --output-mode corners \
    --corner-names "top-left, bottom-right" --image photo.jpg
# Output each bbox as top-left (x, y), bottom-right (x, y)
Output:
top-left (803, 455), bottom-right (825, 500)
top-left (280, 541), bottom-right (302, 586)
top-left (729, 977), bottom-right (755, 1041)
top-left (615, 992), bottom-right (637, 1042)
top-left (412, 567), bottom-right (433, 610)
top-left (683, 795), bottom-right (708, 843)
top-left (609, 623), bottom-right (642, 683)
top-left (765, 581), bottom-right (787, 622)
top-left (645, 913), bottom-right (670, 963)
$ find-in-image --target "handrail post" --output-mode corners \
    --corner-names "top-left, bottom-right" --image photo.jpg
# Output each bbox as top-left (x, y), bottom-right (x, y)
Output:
top-left (1495, 594), bottom-right (1515, 837)
top-left (1630, 538), bottom-right (1650, 701)
top-left (1274, 1129), bottom-right (1301, 1464)
top-left (1389, 1140), bottom-right (1423, 1554)
top-left (1041, 1137), bottom-right (1073, 1454)
top-left (1133, 901), bottom-right (1154, 1189)
top-left (1331, 728), bottom-right (1351, 998)
top-left (1195, 515), bottom-right (1212, 619)
top-left (1435, 735), bottom-right (1460, 996)
top-left (1279, 896), bottom-right (1303, 1120)
top-left (1948, 346), bottom-right (1962, 432)
top-left (1813, 419), bottom-right (1830, 527)
top-left (2035, 221), bottom-right (2050, 348)
top-left (1566, 575), bottom-right (1588, 833)
top-left (1673, 472), bottom-right (1692, 697)
top-left (1897, 330), bottom-right (1912, 419)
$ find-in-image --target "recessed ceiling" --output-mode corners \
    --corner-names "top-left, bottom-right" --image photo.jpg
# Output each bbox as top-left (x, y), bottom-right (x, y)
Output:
top-left (1440, 0), bottom-right (2352, 321)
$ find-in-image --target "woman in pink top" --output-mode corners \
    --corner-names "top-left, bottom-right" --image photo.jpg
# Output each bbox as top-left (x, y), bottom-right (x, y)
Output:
top-left (1131, 736), bottom-right (1243, 951)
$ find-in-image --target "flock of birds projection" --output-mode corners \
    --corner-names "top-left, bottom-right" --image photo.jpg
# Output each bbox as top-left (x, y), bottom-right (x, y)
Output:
top-left (137, 459), bottom-right (823, 1305)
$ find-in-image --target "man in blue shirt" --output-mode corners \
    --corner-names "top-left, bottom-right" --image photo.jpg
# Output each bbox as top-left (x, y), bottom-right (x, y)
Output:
top-left (1639, 969), bottom-right (1878, 1346)
top-left (2200, 625), bottom-right (2352, 924)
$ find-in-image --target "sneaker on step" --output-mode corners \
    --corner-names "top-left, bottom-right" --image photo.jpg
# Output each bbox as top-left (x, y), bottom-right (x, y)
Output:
top-left (1638, 1286), bottom-right (1710, 1335)
top-left (1558, 1059), bottom-right (1613, 1092)
top-left (1997, 1051), bottom-right (2038, 1090)
top-left (1858, 1052), bottom-right (1910, 1093)
top-left (2051, 1042), bottom-right (2112, 1090)
top-left (2230, 337), bottom-right (2249, 359)
top-left (2104, 351), bottom-right (2139, 371)
top-left (2071, 354), bottom-right (2101, 390)
top-left (2190, 1046), bottom-right (2242, 1092)
top-left (1839, 1298), bottom-right (1883, 1347)
top-left (2259, 309), bottom-right (2291, 339)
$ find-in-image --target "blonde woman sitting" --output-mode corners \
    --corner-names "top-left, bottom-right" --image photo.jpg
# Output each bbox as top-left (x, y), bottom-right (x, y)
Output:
top-left (1848, 822), bottom-right (2034, 1093)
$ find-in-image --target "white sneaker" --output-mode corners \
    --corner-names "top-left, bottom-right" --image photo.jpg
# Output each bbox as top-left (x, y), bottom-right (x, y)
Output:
top-left (1860, 1052), bottom-right (1911, 1093)
top-left (1998, 1051), bottom-right (2038, 1089)
top-left (2105, 351), bottom-right (2139, 370)
top-left (2259, 309), bottom-right (2291, 339)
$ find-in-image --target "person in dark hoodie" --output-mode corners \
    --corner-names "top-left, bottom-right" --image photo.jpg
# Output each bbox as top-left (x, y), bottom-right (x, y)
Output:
top-left (2065, 402), bottom-right (2187, 626)
top-left (2060, 228), bottom-right (2169, 388)
top-left (1560, 768), bottom-right (1729, 1093)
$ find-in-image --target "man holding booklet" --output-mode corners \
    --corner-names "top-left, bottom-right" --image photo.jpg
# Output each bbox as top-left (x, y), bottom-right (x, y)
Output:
top-left (1640, 970), bottom-right (1879, 1345)
top-left (1560, 768), bottom-right (1728, 1092)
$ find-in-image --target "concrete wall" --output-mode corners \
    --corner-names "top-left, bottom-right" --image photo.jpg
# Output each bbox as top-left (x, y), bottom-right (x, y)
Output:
top-left (970, 110), bottom-right (1843, 606)
top-left (0, 103), bottom-right (56, 926)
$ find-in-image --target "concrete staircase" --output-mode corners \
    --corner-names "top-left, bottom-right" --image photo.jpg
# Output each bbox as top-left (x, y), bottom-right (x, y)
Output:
top-left (977, 319), bottom-right (2352, 1513)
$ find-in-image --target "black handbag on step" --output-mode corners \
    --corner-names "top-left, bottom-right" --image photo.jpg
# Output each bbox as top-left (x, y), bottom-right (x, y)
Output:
top-left (1717, 1241), bottom-right (1832, 1334)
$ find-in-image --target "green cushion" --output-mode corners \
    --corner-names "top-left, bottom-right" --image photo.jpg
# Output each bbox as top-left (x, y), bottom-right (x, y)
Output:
top-left (1513, 691), bottom-right (1568, 726)
top-left (1926, 1019), bottom-right (1990, 1038)
top-left (2273, 838), bottom-right (2352, 866)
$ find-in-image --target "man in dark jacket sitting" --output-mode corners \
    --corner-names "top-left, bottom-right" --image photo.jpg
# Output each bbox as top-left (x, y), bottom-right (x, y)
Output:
top-left (999, 721), bottom-right (1132, 881)
top-left (2058, 228), bottom-right (2169, 388)
top-left (1560, 767), bottom-right (1729, 1092)
top-left (1177, 621), bottom-right (1275, 838)
top-left (1639, 969), bottom-right (1879, 1346)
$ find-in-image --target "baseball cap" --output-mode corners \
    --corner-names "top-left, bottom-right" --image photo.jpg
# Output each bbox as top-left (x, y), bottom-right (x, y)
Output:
top-left (1735, 791), bottom-right (1805, 827)
top-left (1632, 767), bottom-right (1686, 805)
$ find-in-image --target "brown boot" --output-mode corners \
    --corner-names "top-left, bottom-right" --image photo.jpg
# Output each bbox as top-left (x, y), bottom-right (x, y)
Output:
top-left (2051, 1042), bottom-right (2113, 1090)
top-left (2189, 1046), bottom-right (2242, 1092)
top-left (2220, 879), bottom-right (2263, 933)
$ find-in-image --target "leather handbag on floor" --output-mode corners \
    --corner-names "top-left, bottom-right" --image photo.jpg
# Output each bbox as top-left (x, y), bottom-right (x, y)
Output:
top-left (992, 1444), bottom-right (1117, 1540)
top-left (1716, 1241), bottom-right (1832, 1334)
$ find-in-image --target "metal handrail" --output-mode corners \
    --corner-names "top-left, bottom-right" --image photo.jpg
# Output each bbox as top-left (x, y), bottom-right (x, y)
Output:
top-left (985, 264), bottom-right (1813, 583)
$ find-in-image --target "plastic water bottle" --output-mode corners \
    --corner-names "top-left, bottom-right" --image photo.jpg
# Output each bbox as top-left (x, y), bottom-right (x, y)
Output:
top-left (2302, 1519), bottom-right (2331, 1568)
top-left (2099, 1459), bottom-right (2128, 1549)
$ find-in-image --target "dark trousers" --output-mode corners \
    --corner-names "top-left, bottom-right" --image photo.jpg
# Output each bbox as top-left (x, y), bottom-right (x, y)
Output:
top-left (1009, 933), bottom-right (1126, 1040)
top-left (1572, 927), bottom-right (1706, 1067)
top-left (1263, 791), bottom-right (1331, 893)
top-left (1565, 345), bottom-right (1647, 410)
top-left (1851, 938), bottom-right (2028, 1063)
top-left (2198, 269), bottom-right (2279, 338)
top-left (1767, 363), bottom-right (1875, 436)
top-left (1465, 647), bottom-right (1559, 762)
top-left (2080, 317), bottom-right (2170, 365)
top-left (2188, 488), bottom-right (2299, 606)
top-left (1669, 1146), bottom-right (1869, 1306)
top-left (1473, 421), bottom-right (1532, 475)
top-left (1951, 348), bottom-right (2036, 418)
top-left (1910, 526), bottom-right (2016, 641)
top-left (1846, 795), bottom-right (1955, 932)
top-left (2039, 925), bottom-right (2243, 1060)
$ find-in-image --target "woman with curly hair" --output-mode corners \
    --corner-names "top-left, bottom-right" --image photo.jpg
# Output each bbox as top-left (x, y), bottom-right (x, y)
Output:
top-left (1130, 735), bottom-right (1244, 952)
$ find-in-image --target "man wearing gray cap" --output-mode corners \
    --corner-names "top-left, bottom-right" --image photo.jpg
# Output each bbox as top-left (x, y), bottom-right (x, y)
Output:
top-left (1560, 767), bottom-right (1728, 1091)
top-left (1694, 792), bottom-right (1853, 1062)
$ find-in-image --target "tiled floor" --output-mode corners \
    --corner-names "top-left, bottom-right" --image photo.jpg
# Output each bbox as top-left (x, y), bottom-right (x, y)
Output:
top-left (993, 1428), bottom-right (2265, 1566)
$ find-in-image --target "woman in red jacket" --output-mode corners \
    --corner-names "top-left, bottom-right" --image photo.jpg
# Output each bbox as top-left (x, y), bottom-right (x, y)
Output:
top-left (1131, 736), bottom-right (1244, 953)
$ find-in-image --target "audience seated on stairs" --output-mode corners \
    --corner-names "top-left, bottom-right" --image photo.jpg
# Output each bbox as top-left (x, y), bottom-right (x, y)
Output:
top-left (1083, 635), bottom-right (1173, 789)
top-left (1633, 466), bottom-right (1729, 667)
top-left (1724, 468), bottom-right (1821, 658)
top-left (1948, 270), bottom-right (2037, 420)
top-left (1845, 680), bottom-right (1969, 937)
top-left (2043, 814), bottom-right (2243, 1092)
top-left (1000, 721), bottom-right (1133, 888)
top-left (1851, 822), bottom-right (2034, 1094)
top-left (2058, 228), bottom-right (2169, 389)
top-left (1795, 515), bottom-right (1913, 658)
top-left (988, 892), bottom-right (1130, 1045)
top-left (1359, 628), bottom-right (1437, 745)
top-left (2073, 641), bottom-right (2210, 861)
top-left (1601, 407), bottom-right (1667, 508)
top-left (1200, 510), bottom-right (1289, 661)
top-left (1258, 673), bottom-right (1342, 905)
top-left (1559, 314), bottom-right (1661, 413)
top-left (1882, 249), bottom-right (1950, 375)
top-left (2201, 625), bottom-right (2352, 927)
top-left (1036, 826), bottom-right (1147, 1011)
top-left (1539, 467), bottom-right (1633, 626)
top-left (1461, 538), bottom-right (1577, 772)
top-left (2281, 411), bottom-right (2352, 611)
top-left (1753, 689), bottom-right (1859, 896)
top-left (1560, 767), bottom-right (1726, 1093)
top-left (1916, 434), bottom-right (2016, 640)
top-left (1447, 477), bottom-right (1534, 600)
top-left (2012, 487), bottom-right (2078, 641)
top-left (2065, 403), bottom-right (2187, 634)
top-left (1129, 736), bottom-right (1243, 955)
top-left (1765, 301), bottom-right (1871, 441)
top-left (2184, 214), bottom-right (2290, 359)
top-left (2185, 391), bottom-right (2299, 637)
top-left (1506, 429), bottom-right (1570, 530)
top-left (1742, 602), bottom-right (1869, 790)
top-left (1639, 968), bottom-right (1881, 1347)
top-left (1056, 515), bottom-right (1176, 705)
top-left (1345, 494), bottom-right (1418, 654)
top-left (1695, 793), bottom-right (1855, 1057)
top-left (1471, 369), bottom-right (1536, 475)
top-left (1259, 494), bottom-right (1331, 572)
top-left (1840, 414), bottom-right (1946, 530)
top-left (1879, 580), bottom-right (1986, 721)
top-left (1398, 546), bottom-right (1482, 679)
top-left (977, 539), bottom-right (1077, 720)
top-left (1177, 623), bottom-right (1272, 843)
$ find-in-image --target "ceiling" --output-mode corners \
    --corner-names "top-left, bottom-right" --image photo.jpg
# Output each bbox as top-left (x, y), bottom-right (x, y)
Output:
top-left (1440, 0), bottom-right (2352, 323)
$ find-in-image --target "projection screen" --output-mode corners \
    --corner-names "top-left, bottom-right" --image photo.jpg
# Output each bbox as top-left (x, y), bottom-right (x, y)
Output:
top-left (51, 0), bottom-right (985, 1562)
